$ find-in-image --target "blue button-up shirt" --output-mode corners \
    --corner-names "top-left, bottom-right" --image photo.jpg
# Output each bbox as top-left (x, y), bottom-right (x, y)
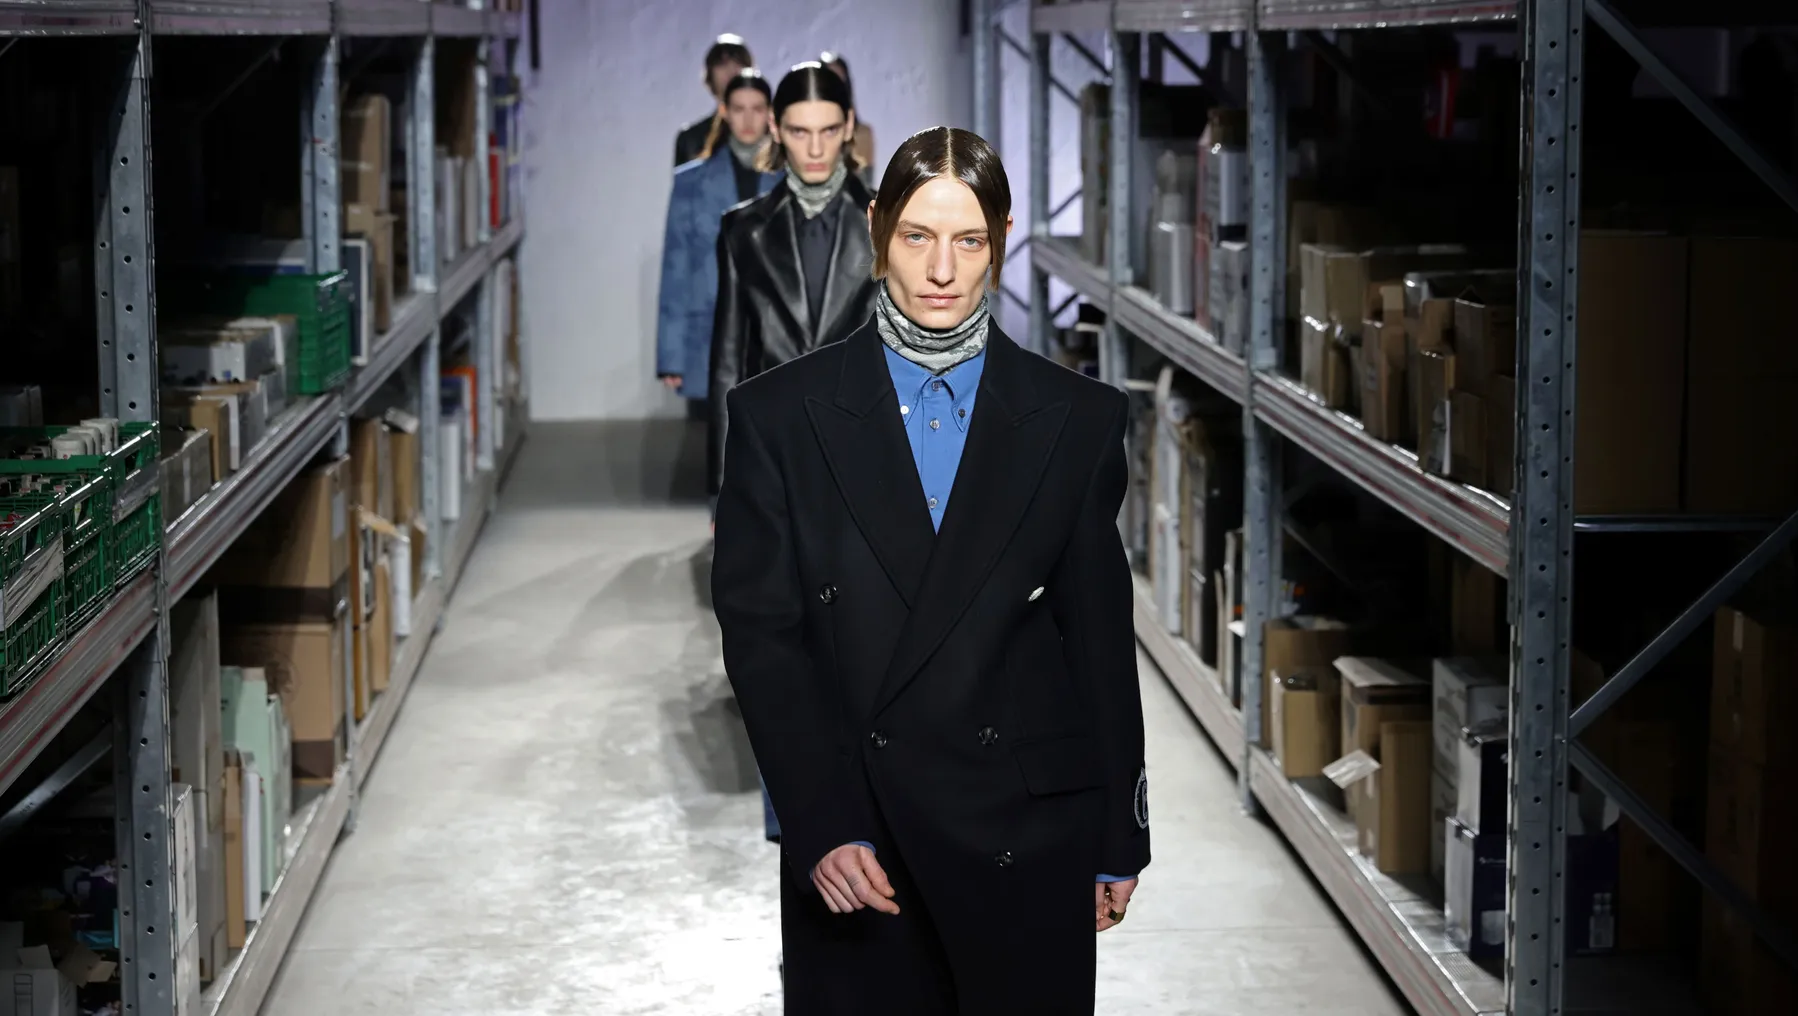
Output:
top-left (843, 345), bottom-right (1134, 884)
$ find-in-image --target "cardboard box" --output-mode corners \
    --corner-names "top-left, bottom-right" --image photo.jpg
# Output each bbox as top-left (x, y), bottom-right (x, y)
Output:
top-left (1432, 657), bottom-right (1508, 786)
top-left (1711, 606), bottom-right (1797, 769)
top-left (344, 204), bottom-right (397, 334)
top-left (1416, 348), bottom-right (1456, 475)
top-left (221, 616), bottom-right (348, 782)
top-left (161, 394), bottom-right (236, 480)
top-left (176, 931), bottom-right (201, 1016)
top-left (1335, 656), bottom-right (1431, 827)
top-left (1451, 556), bottom-right (1504, 656)
top-left (1685, 236), bottom-right (1798, 515)
top-left (1575, 232), bottom-right (1686, 515)
top-left (348, 417), bottom-right (394, 521)
top-left (1615, 721), bottom-right (1678, 952)
top-left (340, 93), bottom-right (391, 214)
top-left (1453, 297), bottom-right (1516, 400)
top-left (1702, 895), bottom-right (1798, 1014)
top-left (1447, 391), bottom-right (1486, 488)
top-left (1360, 316), bottom-right (1407, 443)
top-left (1261, 617), bottom-right (1354, 748)
top-left (160, 325), bottom-right (278, 386)
top-left (0, 962), bottom-right (77, 1016)
top-left (1445, 817), bottom-right (1506, 959)
top-left (165, 381), bottom-right (267, 466)
top-left (221, 759), bottom-right (245, 949)
top-left (1356, 720), bottom-right (1432, 874)
top-left (1705, 748), bottom-right (1798, 921)
top-left (167, 593), bottom-right (228, 982)
top-left (1454, 719), bottom-right (1508, 838)
top-left (212, 457), bottom-right (350, 608)
top-left (1487, 374), bottom-right (1515, 498)
top-left (173, 783), bottom-right (198, 940)
top-left (221, 667), bottom-right (292, 896)
top-left (371, 552), bottom-right (394, 695)
top-left (1271, 667), bottom-right (1341, 778)
top-left (1299, 317), bottom-right (1352, 409)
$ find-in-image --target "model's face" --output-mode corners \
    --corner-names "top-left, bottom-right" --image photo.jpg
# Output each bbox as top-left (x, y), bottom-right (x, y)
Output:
top-left (709, 60), bottom-right (745, 99)
top-left (725, 89), bottom-right (770, 145)
top-left (775, 100), bottom-right (854, 183)
top-left (873, 177), bottom-right (1012, 330)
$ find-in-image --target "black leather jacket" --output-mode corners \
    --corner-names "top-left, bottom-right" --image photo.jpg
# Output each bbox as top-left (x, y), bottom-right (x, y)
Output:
top-left (708, 176), bottom-right (879, 492)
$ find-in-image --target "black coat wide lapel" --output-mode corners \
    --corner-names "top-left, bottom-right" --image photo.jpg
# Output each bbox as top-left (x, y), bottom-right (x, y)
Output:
top-left (873, 328), bottom-right (1069, 716)
top-left (806, 322), bottom-right (935, 607)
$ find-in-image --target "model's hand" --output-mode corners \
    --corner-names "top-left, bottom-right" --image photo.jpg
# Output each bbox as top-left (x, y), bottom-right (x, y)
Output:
top-left (1096, 878), bottom-right (1137, 932)
top-left (812, 844), bottom-right (900, 916)
top-left (660, 375), bottom-right (683, 391)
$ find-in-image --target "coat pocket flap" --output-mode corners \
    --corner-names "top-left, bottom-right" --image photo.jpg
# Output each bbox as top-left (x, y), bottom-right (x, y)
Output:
top-left (1012, 735), bottom-right (1103, 796)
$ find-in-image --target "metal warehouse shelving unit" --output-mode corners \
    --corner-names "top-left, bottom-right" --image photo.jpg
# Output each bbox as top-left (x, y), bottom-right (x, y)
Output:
top-left (995, 1), bottom-right (1798, 1014)
top-left (0, 3), bottom-right (528, 1014)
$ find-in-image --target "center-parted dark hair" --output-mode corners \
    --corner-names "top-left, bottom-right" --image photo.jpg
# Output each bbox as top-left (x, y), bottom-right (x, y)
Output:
top-left (819, 51), bottom-right (854, 106)
top-left (870, 127), bottom-right (1012, 290)
top-left (699, 69), bottom-right (773, 162)
top-left (766, 62), bottom-right (858, 173)
top-left (703, 35), bottom-right (753, 77)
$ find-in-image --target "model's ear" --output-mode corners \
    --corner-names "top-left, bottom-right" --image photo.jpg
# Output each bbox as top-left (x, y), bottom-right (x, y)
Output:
top-left (1004, 214), bottom-right (1015, 239)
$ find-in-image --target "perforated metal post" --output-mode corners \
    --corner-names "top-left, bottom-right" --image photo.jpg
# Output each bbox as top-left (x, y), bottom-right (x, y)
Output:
top-left (1103, 29), bottom-right (1137, 389)
top-left (95, 32), bottom-right (155, 423)
top-left (474, 38), bottom-right (492, 246)
top-left (1240, 30), bottom-right (1286, 807)
top-left (411, 36), bottom-right (438, 293)
top-left (1509, 1), bottom-right (1584, 1012)
top-left (972, 0), bottom-right (995, 141)
top-left (1027, 28), bottom-right (1050, 356)
top-left (475, 275), bottom-right (495, 472)
top-left (302, 36), bottom-right (341, 274)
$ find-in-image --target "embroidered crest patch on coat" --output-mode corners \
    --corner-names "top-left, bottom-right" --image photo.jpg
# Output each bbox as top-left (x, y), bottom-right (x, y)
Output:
top-left (1133, 766), bottom-right (1149, 829)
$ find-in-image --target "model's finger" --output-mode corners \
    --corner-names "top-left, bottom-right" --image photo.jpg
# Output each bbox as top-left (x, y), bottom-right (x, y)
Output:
top-left (1106, 878), bottom-right (1139, 909)
top-left (848, 858), bottom-right (901, 915)
top-left (861, 853), bottom-right (897, 900)
top-left (825, 867), bottom-right (864, 911)
top-left (813, 870), bottom-right (852, 913)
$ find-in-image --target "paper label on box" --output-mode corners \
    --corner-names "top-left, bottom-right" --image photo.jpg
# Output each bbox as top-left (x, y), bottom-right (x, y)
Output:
top-left (1324, 750), bottom-right (1381, 789)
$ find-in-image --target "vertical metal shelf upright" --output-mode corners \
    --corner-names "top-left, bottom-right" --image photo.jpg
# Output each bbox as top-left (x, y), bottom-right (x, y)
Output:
top-left (0, 3), bottom-right (528, 1015)
top-left (1007, 2), bottom-right (1798, 1014)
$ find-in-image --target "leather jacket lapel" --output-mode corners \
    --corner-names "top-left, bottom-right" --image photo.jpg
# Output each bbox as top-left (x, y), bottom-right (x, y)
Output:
top-left (815, 176), bottom-right (874, 342)
top-left (873, 329), bottom-right (1069, 716)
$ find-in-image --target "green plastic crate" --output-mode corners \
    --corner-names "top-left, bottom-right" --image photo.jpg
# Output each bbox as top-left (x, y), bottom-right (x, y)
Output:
top-left (0, 498), bottom-right (67, 698)
top-left (164, 272), bottom-right (353, 394)
top-left (113, 493), bottom-right (160, 585)
top-left (5, 479), bottom-right (109, 629)
top-left (0, 422), bottom-right (159, 590)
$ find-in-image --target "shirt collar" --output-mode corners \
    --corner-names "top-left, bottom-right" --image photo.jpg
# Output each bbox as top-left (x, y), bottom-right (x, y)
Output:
top-left (883, 345), bottom-right (986, 432)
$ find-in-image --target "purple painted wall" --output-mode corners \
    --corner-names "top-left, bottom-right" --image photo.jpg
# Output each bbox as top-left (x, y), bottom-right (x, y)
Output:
top-left (521, 0), bottom-right (972, 420)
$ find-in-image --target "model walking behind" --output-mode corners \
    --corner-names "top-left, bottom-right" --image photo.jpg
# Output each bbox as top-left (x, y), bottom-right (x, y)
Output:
top-left (674, 34), bottom-right (754, 167)
top-left (708, 61), bottom-right (876, 493)
top-left (656, 69), bottom-right (778, 439)
top-left (712, 126), bottom-right (1149, 1016)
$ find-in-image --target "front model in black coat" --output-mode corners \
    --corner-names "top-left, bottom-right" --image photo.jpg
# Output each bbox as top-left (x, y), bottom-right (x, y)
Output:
top-left (706, 175), bottom-right (879, 494)
top-left (711, 319), bottom-right (1149, 1014)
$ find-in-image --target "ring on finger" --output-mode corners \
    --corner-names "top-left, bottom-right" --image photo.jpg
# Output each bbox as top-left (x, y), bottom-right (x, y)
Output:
top-left (1107, 909), bottom-right (1125, 923)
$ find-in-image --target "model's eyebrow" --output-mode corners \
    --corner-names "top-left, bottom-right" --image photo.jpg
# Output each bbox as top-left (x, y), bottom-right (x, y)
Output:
top-left (896, 221), bottom-right (990, 239)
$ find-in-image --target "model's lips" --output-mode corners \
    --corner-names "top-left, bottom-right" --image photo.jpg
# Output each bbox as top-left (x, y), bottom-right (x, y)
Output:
top-left (803, 162), bottom-right (828, 172)
top-left (919, 293), bottom-right (960, 307)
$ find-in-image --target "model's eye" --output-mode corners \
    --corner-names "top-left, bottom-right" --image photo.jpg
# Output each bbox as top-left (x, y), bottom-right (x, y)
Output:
top-left (905, 233), bottom-right (928, 244)
top-left (958, 237), bottom-right (986, 250)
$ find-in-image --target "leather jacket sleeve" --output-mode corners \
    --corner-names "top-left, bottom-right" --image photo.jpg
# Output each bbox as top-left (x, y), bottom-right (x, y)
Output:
top-left (709, 222), bottom-right (752, 494)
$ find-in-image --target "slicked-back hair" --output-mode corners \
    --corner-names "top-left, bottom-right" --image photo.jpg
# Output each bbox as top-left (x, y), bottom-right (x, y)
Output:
top-left (765, 62), bottom-right (859, 174)
top-left (869, 127), bottom-right (1012, 291)
top-left (704, 35), bottom-right (753, 75)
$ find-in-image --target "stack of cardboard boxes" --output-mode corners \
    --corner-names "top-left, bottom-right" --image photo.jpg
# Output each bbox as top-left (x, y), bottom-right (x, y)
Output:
top-left (1703, 606), bottom-right (1798, 1013)
top-left (342, 93), bottom-right (398, 351)
top-left (1196, 109), bottom-right (1248, 353)
top-left (160, 315), bottom-right (296, 494)
top-left (1147, 368), bottom-right (1243, 670)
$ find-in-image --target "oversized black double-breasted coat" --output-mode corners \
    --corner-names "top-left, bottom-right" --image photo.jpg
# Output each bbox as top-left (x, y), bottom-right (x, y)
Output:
top-left (711, 321), bottom-right (1150, 1015)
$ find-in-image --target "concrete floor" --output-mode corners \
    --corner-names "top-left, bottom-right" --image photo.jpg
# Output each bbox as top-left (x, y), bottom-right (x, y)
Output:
top-left (262, 421), bottom-right (1413, 1015)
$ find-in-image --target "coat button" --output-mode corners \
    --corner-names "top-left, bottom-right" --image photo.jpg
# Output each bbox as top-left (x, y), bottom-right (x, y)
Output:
top-left (819, 584), bottom-right (838, 604)
top-left (978, 726), bottom-right (998, 746)
top-left (869, 730), bottom-right (888, 749)
top-left (995, 850), bottom-right (1013, 867)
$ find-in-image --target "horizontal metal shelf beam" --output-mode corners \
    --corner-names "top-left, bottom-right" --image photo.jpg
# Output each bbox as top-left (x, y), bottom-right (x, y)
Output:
top-left (1115, 1), bottom-right (1253, 32)
top-left (429, 0), bottom-right (484, 37)
top-left (1247, 749), bottom-right (1505, 1016)
top-left (0, 723), bottom-right (112, 842)
top-left (0, 0), bottom-right (137, 34)
top-left (167, 394), bottom-right (343, 598)
top-left (1113, 284), bottom-right (1247, 400)
top-left (439, 247), bottom-right (486, 314)
top-left (347, 290), bottom-right (435, 411)
top-left (150, 0), bottom-right (332, 34)
top-left (334, 0), bottom-right (427, 36)
top-left (1254, 0), bottom-right (1516, 28)
top-left (1252, 374), bottom-right (1510, 574)
top-left (1033, 235), bottom-right (1111, 312)
top-left (0, 571), bottom-right (155, 798)
top-left (1030, 0), bottom-right (1113, 33)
